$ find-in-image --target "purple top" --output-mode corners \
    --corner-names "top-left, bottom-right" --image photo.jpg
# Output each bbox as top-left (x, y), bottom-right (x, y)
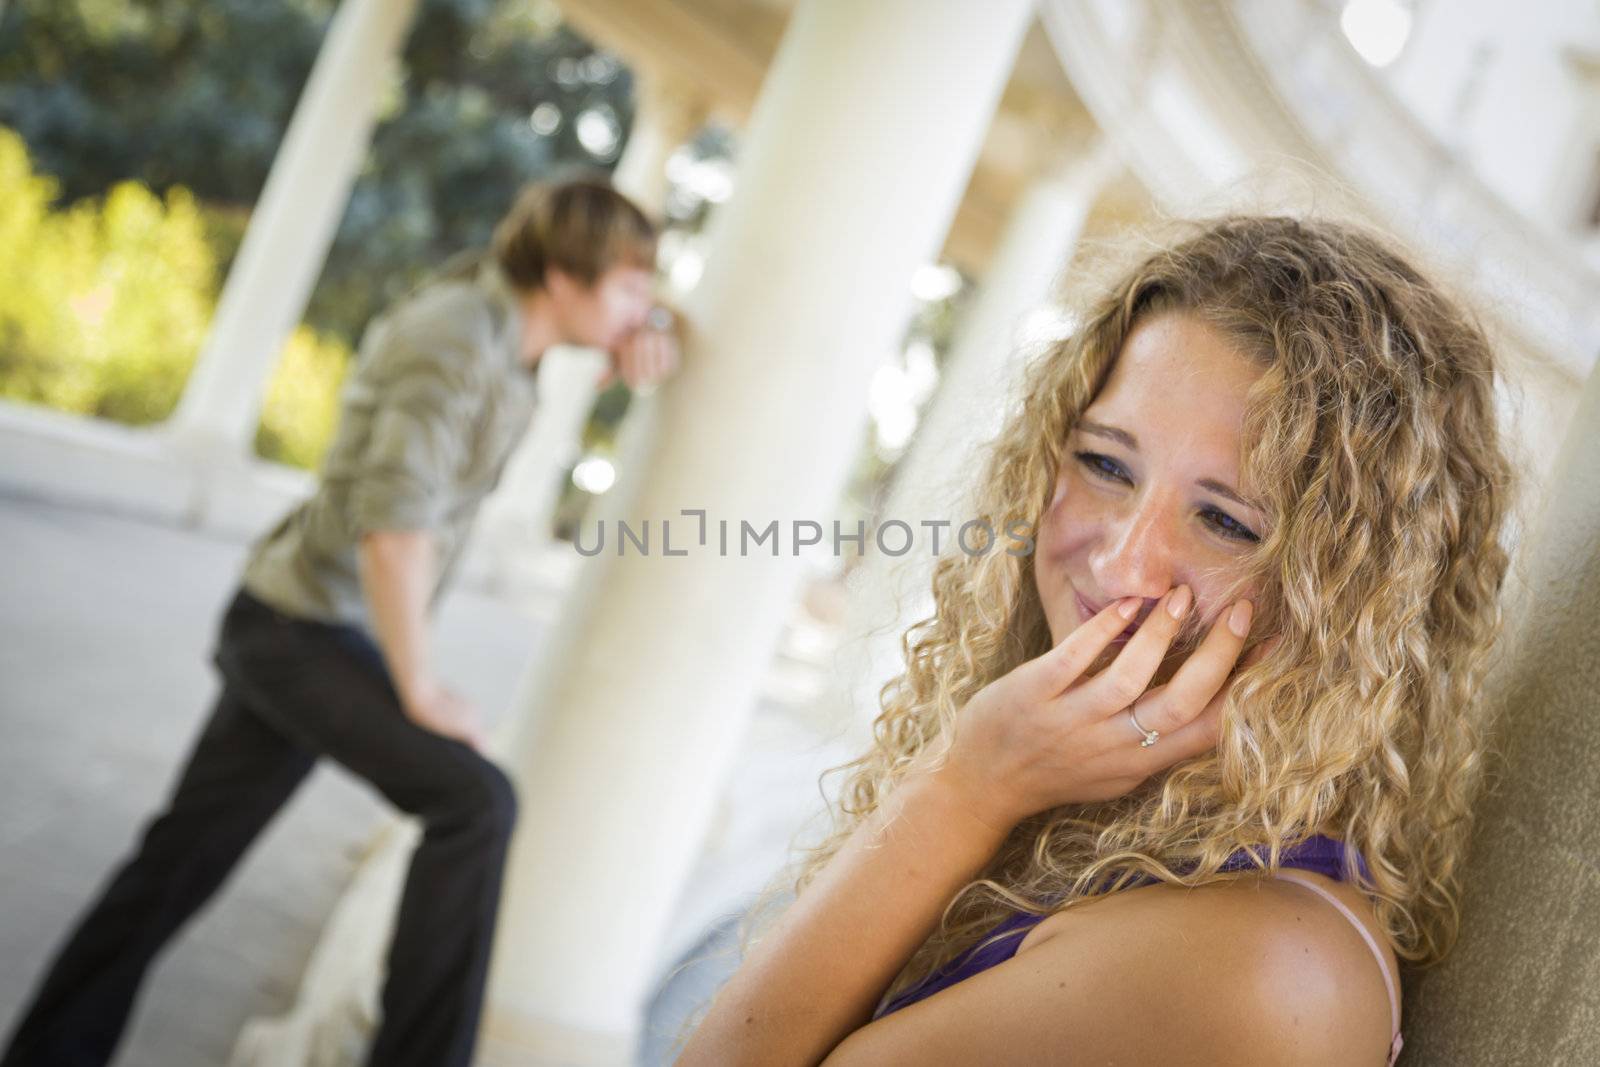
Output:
top-left (873, 833), bottom-right (1371, 1019)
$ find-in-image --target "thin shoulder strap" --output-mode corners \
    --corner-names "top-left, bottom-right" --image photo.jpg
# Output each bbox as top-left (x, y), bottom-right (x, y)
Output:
top-left (1272, 869), bottom-right (1404, 1066)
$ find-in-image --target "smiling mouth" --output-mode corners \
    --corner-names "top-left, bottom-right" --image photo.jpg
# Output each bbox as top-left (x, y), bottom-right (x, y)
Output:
top-left (1076, 592), bottom-right (1142, 640)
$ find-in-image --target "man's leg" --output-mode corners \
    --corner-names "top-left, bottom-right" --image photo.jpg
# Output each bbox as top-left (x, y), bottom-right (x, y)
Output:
top-left (217, 597), bottom-right (517, 1067)
top-left (1, 680), bottom-right (318, 1067)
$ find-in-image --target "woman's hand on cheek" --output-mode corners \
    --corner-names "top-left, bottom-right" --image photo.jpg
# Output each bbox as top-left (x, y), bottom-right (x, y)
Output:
top-left (933, 589), bottom-right (1278, 832)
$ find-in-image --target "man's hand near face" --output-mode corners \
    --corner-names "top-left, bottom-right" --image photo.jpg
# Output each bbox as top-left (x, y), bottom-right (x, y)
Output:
top-left (598, 309), bottom-right (683, 392)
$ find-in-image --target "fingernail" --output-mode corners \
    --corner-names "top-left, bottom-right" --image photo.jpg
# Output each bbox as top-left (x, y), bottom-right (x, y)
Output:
top-left (1118, 597), bottom-right (1140, 620)
top-left (1228, 600), bottom-right (1253, 637)
top-left (1167, 585), bottom-right (1192, 619)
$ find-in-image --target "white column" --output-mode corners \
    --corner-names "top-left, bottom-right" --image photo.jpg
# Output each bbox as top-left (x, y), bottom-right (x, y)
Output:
top-left (163, 0), bottom-right (420, 462)
top-left (611, 73), bottom-right (708, 216)
top-left (484, 0), bottom-right (1035, 1049)
top-left (817, 144), bottom-right (1122, 753)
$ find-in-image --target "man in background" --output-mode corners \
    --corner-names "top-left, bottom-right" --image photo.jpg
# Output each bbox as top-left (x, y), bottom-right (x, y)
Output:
top-left (3, 177), bottom-right (680, 1067)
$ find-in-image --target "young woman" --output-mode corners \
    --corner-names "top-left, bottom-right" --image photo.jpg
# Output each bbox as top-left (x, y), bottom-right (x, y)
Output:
top-left (678, 215), bottom-right (1515, 1065)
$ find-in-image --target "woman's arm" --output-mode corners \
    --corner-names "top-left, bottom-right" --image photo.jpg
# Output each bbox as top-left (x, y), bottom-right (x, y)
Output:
top-left (673, 764), bottom-right (1009, 1067)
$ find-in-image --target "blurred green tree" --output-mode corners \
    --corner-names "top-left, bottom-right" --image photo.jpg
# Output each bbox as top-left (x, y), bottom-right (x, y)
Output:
top-left (0, 0), bottom-right (636, 346)
top-left (0, 126), bottom-right (217, 422)
top-left (0, 125), bottom-right (354, 468)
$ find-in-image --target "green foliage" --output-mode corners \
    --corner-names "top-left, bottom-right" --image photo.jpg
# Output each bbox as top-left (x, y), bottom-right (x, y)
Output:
top-left (254, 324), bottom-right (351, 471)
top-left (0, 126), bottom-right (216, 423)
top-left (0, 0), bottom-right (637, 346)
top-left (0, 0), bottom-right (334, 207)
top-left (0, 126), bottom-right (352, 468)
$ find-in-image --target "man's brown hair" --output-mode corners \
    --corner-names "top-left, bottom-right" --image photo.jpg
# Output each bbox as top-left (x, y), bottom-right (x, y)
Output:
top-left (491, 175), bottom-right (657, 292)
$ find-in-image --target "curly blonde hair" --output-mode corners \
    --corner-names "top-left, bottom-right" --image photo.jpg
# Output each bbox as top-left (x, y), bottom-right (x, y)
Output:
top-left (790, 214), bottom-right (1518, 1005)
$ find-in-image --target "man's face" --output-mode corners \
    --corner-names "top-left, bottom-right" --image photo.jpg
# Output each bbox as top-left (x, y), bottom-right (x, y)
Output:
top-left (1033, 311), bottom-right (1269, 671)
top-left (548, 264), bottom-right (654, 353)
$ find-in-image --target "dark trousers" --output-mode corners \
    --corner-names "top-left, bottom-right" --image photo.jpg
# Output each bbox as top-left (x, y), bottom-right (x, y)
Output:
top-left (2, 587), bottom-right (518, 1067)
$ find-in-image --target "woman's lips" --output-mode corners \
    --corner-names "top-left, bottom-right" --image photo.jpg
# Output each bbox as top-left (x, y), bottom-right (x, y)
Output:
top-left (1076, 592), bottom-right (1141, 640)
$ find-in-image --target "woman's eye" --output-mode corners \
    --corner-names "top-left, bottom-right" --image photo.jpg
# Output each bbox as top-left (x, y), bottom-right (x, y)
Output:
top-left (1074, 450), bottom-right (1261, 544)
top-left (1073, 451), bottom-right (1129, 484)
top-left (1204, 508), bottom-right (1260, 543)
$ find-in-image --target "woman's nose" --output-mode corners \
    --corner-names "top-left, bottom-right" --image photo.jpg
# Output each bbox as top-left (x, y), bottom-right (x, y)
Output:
top-left (1091, 500), bottom-right (1178, 601)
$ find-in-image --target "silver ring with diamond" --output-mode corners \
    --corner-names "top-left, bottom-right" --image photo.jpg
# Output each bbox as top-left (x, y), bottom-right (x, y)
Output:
top-left (1127, 704), bottom-right (1160, 748)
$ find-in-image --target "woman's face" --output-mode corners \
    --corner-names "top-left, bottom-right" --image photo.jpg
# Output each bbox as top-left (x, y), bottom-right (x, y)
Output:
top-left (1034, 311), bottom-right (1269, 659)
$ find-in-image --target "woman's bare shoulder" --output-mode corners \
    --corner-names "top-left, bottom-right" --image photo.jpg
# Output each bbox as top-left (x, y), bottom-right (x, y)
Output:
top-left (826, 873), bottom-right (1401, 1066)
top-left (1014, 873), bottom-right (1398, 1061)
